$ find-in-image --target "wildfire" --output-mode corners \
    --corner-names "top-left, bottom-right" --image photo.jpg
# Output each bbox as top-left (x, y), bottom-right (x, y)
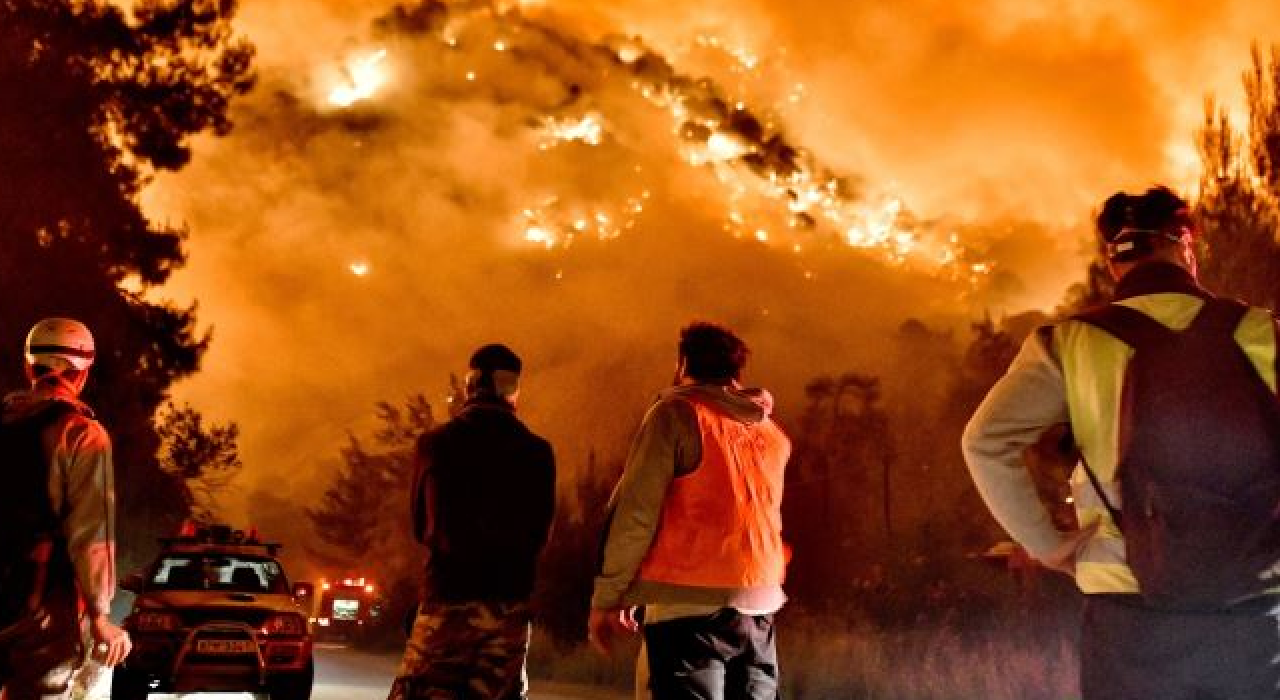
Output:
top-left (538, 112), bottom-right (604, 149)
top-left (521, 196), bottom-right (636, 248)
top-left (694, 33), bottom-right (760, 72)
top-left (523, 224), bottom-right (555, 248)
top-left (328, 49), bottom-right (389, 108)
top-left (336, 3), bottom-right (992, 284)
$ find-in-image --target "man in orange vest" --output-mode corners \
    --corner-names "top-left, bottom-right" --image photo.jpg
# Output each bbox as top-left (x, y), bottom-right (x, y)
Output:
top-left (590, 322), bottom-right (790, 700)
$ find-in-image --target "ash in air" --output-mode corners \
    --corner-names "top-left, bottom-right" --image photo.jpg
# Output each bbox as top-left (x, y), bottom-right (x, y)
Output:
top-left (319, 0), bottom-right (993, 281)
top-left (150, 0), bottom-right (1097, 525)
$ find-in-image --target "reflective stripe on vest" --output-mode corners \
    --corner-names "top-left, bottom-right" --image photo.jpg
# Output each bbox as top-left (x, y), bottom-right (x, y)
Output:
top-left (635, 399), bottom-right (791, 588)
top-left (1057, 293), bottom-right (1279, 594)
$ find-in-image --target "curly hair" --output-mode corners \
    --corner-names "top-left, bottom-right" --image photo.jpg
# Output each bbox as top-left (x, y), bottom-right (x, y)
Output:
top-left (678, 322), bottom-right (749, 383)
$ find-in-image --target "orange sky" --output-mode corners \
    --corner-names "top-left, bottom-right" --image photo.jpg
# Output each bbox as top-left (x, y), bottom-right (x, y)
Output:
top-left (139, 0), bottom-right (1280, 529)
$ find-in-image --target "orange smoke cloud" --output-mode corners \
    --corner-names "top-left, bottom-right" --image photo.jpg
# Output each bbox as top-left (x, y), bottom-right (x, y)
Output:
top-left (141, 0), bottom-right (1276, 536)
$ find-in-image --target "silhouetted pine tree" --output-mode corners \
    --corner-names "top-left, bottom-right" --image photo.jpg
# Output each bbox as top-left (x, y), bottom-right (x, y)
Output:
top-left (1196, 45), bottom-right (1280, 311)
top-left (0, 0), bottom-right (254, 566)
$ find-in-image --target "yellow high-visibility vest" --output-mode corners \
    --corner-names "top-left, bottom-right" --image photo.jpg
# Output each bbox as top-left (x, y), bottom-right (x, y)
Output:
top-left (1056, 293), bottom-right (1278, 594)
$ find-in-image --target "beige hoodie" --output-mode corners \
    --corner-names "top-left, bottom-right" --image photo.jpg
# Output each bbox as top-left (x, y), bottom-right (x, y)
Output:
top-left (3, 385), bottom-right (116, 618)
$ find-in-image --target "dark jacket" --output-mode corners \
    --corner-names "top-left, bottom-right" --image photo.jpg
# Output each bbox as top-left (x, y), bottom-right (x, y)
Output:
top-left (411, 398), bottom-right (555, 602)
top-left (1, 386), bottom-right (115, 619)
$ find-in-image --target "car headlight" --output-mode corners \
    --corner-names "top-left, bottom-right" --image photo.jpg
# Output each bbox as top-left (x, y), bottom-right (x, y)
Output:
top-left (261, 613), bottom-right (307, 636)
top-left (134, 611), bottom-right (181, 632)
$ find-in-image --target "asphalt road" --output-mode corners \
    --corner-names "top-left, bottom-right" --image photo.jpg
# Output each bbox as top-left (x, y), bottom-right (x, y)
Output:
top-left (86, 644), bottom-right (623, 700)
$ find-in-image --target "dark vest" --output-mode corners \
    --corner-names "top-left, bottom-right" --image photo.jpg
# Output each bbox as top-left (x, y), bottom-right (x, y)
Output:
top-left (0, 402), bottom-right (77, 628)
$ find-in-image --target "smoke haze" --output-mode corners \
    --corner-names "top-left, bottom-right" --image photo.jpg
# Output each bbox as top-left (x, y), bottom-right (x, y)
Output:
top-left (139, 0), bottom-right (1280, 539)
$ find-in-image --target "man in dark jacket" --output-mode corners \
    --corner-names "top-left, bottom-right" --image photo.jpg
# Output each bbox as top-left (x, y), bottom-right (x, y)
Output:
top-left (1, 318), bottom-right (131, 700)
top-left (388, 344), bottom-right (556, 700)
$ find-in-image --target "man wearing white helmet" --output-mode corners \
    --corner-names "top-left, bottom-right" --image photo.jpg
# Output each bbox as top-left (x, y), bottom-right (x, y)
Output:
top-left (0, 318), bottom-right (131, 699)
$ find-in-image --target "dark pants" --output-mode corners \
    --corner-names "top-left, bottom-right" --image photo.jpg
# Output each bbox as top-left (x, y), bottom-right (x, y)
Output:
top-left (643, 609), bottom-right (779, 700)
top-left (1081, 594), bottom-right (1280, 700)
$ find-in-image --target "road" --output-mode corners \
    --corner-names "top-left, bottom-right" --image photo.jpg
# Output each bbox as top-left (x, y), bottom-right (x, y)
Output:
top-left (86, 644), bottom-right (625, 700)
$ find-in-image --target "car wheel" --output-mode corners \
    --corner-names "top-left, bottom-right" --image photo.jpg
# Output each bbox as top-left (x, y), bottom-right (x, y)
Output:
top-left (109, 666), bottom-right (149, 700)
top-left (267, 661), bottom-right (314, 700)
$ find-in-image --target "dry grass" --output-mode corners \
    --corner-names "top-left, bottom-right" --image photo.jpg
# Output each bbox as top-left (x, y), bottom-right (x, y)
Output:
top-left (779, 613), bottom-right (1078, 700)
top-left (528, 628), bottom-right (642, 692)
top-left (529, 607), bottom-right (1079, 700)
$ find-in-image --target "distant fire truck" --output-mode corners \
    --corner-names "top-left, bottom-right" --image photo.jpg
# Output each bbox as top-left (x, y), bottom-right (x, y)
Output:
top-left (310, 576), bottom-right (386, 644)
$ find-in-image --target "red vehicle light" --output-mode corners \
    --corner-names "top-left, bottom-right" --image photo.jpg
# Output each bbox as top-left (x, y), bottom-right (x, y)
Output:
top-left (260, 613), bottom-right (307, 636)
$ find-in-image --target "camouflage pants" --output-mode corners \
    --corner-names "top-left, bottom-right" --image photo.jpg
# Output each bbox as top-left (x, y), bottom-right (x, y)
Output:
top-left (387, 601), bottom-right (531, 700)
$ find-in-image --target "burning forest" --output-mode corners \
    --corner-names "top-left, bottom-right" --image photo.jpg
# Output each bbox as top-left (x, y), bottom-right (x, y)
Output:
top-left (7, 0), bottom-right (1280, 697)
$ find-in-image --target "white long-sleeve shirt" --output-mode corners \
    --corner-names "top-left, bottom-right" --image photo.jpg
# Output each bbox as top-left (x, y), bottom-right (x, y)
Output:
top-left (961, 329), bottom-right (1071, 560)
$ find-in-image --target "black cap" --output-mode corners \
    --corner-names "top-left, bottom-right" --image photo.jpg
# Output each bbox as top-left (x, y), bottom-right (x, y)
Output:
top-left (469, 344), bottom-right (522, 375)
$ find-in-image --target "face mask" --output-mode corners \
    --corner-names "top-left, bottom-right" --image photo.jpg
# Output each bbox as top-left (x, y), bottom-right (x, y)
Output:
top-left (465, 369), bottom-right (520, 398)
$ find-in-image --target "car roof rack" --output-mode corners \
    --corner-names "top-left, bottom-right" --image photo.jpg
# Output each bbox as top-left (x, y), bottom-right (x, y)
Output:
top-left (162, 523), bottom-right (283, 556)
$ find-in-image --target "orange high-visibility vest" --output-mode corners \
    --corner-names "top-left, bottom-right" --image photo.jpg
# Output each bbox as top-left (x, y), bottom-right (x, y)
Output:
top-left (636, 398), bottom-right (791, 588)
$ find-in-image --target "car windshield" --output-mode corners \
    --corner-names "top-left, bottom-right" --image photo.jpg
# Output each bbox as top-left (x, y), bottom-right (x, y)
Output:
top-left (150, 554), bottom-right (289, 594)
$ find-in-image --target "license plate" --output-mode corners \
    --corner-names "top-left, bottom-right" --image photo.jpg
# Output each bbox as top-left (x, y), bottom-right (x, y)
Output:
top-left (195, 639), bottom-right (256, 654)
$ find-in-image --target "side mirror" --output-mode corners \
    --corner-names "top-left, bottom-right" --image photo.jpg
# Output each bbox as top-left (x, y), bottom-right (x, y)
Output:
top-left (120, 572), bottom-right (147, 594)
top-left (292, 582), bottom-right (315, 600)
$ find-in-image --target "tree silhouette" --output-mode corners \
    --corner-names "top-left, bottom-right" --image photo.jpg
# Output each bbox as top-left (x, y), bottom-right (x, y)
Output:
top-left (155, 402), bottom-right (242, 524)
top-left (307, 395), bottom-right (437, 635)
top-left (0, 0), bottom-right (254, 564)
top-left (532, 449), bottom-right (617, 647)
top-left (1193, 45), bottom-right (1280, 310)
top-left (786, 369), bottom-right (894, 607)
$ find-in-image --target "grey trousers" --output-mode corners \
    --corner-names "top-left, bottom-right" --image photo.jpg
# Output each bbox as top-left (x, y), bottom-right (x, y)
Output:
top-left (643, 609), bottom-right (779, 700)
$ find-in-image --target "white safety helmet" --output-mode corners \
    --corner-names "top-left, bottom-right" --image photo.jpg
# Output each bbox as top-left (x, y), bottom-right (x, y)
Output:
top-left (24, 318), bottom-right (96, 372)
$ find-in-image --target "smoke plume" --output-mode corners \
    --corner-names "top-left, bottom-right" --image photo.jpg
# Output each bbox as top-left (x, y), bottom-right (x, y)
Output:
top-left (140, 0), bottom-right (1278, 543)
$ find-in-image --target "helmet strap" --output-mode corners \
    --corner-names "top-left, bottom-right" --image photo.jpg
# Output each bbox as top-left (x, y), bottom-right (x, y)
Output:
top-left (29, 366), bottom-right (87, 396)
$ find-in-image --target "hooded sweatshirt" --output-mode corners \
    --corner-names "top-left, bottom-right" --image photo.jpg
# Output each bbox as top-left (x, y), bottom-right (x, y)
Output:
top-left (2, 384), bottom-right (116, 618)
top-left (592, 382), bottom-right (789, 622)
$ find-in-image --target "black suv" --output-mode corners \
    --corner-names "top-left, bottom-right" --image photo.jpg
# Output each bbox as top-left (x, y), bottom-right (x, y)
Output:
top-left (111, 525), bottom-right (314, 700)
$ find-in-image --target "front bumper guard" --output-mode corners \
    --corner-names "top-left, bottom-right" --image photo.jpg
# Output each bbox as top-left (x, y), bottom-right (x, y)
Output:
top-left (170, 621), bottom-right (267, 686)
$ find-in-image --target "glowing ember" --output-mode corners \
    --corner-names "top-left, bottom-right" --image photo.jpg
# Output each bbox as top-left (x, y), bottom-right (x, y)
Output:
top-left (328, 49), bottom-right (389, 108)
top-left (375, 1), bottom-right (988, 278)
top-left (538, 112), bottom-right (604, 149)
top-left (349, 261), bottom-right (371, 277)
top-left (519, 194), bottom-right (636, 247)
top-left (705, 132), bottom-right (751, 161)
top-left (524, 225), bottom-right (556, 248)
